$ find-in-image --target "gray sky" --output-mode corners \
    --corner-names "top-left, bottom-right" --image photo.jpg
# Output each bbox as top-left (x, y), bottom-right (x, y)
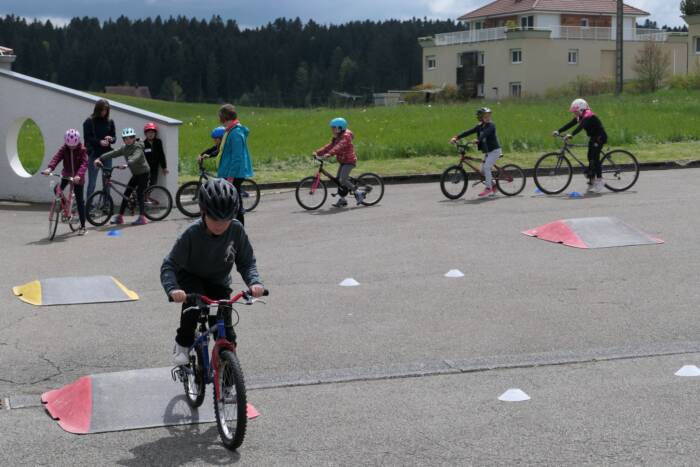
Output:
top-left (0, 0), bottom-right (686, 28)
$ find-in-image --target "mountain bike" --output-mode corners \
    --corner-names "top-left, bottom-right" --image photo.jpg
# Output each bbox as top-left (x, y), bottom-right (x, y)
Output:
top-left (171, 289), bottom-right (269, 450)
top-left (533, 135), bottom-right (639, 195)
top-left (175, 158), bottom-right (260, 217)
top-left (85, 166), bottom-right (173, 226)
top-left (295, 156), bottom-right (384, 210)
top-left (440, 142), bottom-right (526, 199)
top-left (46, 173), bottom-right (80, 240)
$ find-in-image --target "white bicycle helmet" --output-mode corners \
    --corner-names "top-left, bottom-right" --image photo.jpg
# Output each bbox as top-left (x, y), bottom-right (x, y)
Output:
top-left (121, 127), bottom-right (137, 138)
top-left (569, 98), bottom-right (589, 114)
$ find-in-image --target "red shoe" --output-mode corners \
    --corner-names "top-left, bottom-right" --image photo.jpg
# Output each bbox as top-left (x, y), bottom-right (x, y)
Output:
top-left (478, 187), bottom-right (495, 198)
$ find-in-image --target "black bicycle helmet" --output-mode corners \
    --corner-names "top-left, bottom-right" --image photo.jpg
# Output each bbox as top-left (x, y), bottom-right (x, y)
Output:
top-left (198, 178), bottom-right (239, 220)
top-left (476, 107), bottom-right (492, 118)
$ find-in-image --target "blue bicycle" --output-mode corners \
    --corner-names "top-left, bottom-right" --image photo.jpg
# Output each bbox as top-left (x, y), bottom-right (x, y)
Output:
top-left (171, 289), bottom-right (268, 450)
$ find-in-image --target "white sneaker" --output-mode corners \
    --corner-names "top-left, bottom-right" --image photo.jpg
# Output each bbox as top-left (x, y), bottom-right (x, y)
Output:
top-left (592, 179), bottom-right (605, 193)
top-left (172, 343), bottom-right (190, 366)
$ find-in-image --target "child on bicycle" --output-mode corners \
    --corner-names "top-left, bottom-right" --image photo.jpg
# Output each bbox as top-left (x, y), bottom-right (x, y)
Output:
top-left (161, 178), bottom-right (264, 365)
top-left (198, 126), bottom-right (226, 162)
top-left (313, 117), bottom-right (363, 207)
top-left (143, 122), bottom-right (168, 187)
top-left (450, 107), bottom-right (501, 198)
top-left (41, 129), bottom-right (89, 236)
top-left (94, 127), bottom-right (151, 225)
top-left (553, 98), bottom-right (608, 193)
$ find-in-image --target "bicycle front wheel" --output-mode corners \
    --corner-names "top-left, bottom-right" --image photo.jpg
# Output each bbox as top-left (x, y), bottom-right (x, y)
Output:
top-left (534, 153), bottom-right (573, 195)
top-left (601, 150), bottom-right (639, 192)
top-left (240, 179), bottom-right (260, 212)
top-left (48, 199), bottom-right (60, 241)
top-left (295, 176), bottom-right (327, 210)
top-left (68, 198), bottom-right (80, 232)
top-left (86, 191), bottom-right (114, 226)
top-left (355, 172), bottom-right (384, 206)
top-left (440, 165), bottom-right (468, 199)
top-left (214, 350), bottom-right (247, 451)
top-left (183, 346), bottom-right (205, 408)
top-left (144, 185), bottom-right (173, 221)
top-left (496, 164), bottom-right (526, 196)
top-left (175, 181), bottom-right (201, 217)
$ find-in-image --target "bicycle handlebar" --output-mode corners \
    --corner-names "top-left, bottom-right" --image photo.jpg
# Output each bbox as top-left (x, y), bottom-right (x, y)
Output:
top-left (184, 289), bottom-right (270, 307)
top-left (47, 173), bottom-right (74, 182)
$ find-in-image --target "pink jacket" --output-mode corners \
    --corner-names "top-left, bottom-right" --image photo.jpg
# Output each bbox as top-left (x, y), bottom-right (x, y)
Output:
top-left (47, 144), bottom-right (89, 185)
top-left (315, 129), bottom-right (357, 165)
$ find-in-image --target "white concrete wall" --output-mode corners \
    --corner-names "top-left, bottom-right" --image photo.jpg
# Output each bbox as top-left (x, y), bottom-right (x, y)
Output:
top-left (0, 69), bottom-right (181, 202)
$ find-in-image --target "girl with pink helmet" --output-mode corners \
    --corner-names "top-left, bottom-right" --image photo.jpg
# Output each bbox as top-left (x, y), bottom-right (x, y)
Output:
top-left (41, 129), bottom-right (89, 235)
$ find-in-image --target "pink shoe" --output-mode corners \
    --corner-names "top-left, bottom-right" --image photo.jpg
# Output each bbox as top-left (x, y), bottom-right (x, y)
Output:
top-left (110, 215), bottom-right (124, 225)
top-left (478, 187), bottom-right (495, 198)
top-left (131, 215), bottom-right (149, 226)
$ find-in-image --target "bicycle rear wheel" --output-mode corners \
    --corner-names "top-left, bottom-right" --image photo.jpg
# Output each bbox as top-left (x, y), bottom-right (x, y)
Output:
top-left (601, 150), bottom-right (639, 192)
top-left (295, 176), bottom-right (327, 210)
top-left (144, 185), bottom-right (173, 221)
top-left (533, 152), bottom-right (573, 195)
top-left (86, 191), bottom-right (114, 226)
top-left (176, 181), bottom-right (201, 217)
top-left (240, 179), bottom-right (260, 212)
top-left (183, 346), bottom-right (206, 408)
top-left (48, 199), bottom-right (60, 241)
top-left (440, 165), bottom-right (468, 199)
top-left (214, 350), bottom-right (247, 450)
top-left (355, 172), bottom-right (384, 206)
top-left (496, 164), bottom-right (526, 196)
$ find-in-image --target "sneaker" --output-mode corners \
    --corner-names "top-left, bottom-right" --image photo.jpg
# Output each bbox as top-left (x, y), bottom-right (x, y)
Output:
top-left (592, 179), bottom-right (605, 193)
top-left (478, 187), bottom-right (495, 198)
top-left (132, 215), bottom-right (149, 226)
top-left (110, 215), bottom-right (124, 225)
top-left (78, 227), bottom-right (87, 236)
top-left (354, 190), bottom-right (366, 206)
top-left (172, 343), bottom-right (190, 366)
top-left (333, 197), bottom-right (348, 208)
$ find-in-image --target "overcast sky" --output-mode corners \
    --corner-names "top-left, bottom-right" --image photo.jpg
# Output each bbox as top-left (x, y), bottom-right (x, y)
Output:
top-left (0, 0), bottom-right (686, 28)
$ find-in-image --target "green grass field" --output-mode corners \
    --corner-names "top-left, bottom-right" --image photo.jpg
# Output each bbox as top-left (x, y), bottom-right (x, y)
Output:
top-left (15, 90), bottom-right (700, 181)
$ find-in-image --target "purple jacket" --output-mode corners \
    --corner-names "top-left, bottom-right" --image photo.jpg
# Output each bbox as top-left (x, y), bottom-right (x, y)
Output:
top-left (47, 145), bottom-right (89, 185)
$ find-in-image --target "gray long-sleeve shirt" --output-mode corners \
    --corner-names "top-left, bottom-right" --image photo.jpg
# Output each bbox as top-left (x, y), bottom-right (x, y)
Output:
top-left (160, 218), bottom-right (262, 296)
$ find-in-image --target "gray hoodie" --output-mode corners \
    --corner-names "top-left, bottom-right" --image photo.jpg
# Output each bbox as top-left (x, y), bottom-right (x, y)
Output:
top-left (99, 141), bottom-right (150, 176)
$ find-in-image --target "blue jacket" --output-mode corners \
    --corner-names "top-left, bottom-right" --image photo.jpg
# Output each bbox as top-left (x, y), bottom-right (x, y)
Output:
top-left (217, 123), bottom-right (254, 179)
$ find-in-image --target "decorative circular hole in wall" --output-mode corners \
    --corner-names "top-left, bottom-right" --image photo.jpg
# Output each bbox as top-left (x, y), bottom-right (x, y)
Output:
top-left (15, 119), bottom-right (45, 176)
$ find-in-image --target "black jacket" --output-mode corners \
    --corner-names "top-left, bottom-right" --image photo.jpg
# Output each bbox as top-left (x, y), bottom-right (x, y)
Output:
top-left (457, 122), bottom-right (501, 153)
top-left (83, 117), bottom-right (116, 158)
top-left (559, 114), bottom-right (608, 144)
top-left (144, 138), bottom-right (167, 169)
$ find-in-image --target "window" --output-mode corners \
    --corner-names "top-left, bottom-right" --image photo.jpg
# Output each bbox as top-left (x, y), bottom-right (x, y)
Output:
top-left (580, 18), bottom-right (590, 28)
top-left (520, 15), bottom-right (534, 30)
top-left (426, 55), bottom-right (437, 70)
top-left (479, 52), bottom-right (485, 66)
top-left (511, 48), bottom-right (522, 64)
top-left (477, 83), bottom-right (485, 97)
top-left (568, 49), bottom-right (578, 64)
top-left (474, 21), bottom-right (483, 30)
top-left (510, 82), bottom-right (522, 97)
top-left (696, 37), bottom-right (700, 54)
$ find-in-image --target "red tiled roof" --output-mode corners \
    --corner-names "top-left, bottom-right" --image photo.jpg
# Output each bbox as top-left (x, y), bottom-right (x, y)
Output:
top-left (459, 0), bottom-right (650, 20)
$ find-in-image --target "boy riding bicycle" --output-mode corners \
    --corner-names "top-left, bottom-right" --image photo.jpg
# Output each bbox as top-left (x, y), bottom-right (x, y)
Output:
top-left (450, 107), bottom-right (502, 198)
top-left (313, 117), bottom-right (364, 207)
top-left (161, 178), bottom-right (264, 365)
top-left (553, 98), bottom-right (608, 193)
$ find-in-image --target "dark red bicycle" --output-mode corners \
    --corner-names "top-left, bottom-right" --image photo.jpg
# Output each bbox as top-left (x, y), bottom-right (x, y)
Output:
top-left (46, 173), bottom-right (80, 240)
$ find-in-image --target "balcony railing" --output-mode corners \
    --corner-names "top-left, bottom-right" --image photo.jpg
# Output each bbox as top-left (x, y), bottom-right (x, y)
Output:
top-left (433, 26), bottom-right (669, 46)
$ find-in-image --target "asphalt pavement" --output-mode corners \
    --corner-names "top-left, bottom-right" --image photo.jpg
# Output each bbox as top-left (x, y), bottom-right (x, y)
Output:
top-left (1, 168), bottom-right (699, 466)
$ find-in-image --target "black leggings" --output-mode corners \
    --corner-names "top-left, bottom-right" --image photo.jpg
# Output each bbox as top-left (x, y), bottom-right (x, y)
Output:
top-left (148, 165), bottom-right (160, 187)
top-left (587, 140), bottom-right (604, 179)
top-left (61, 179), bottom-right (85, 227)
top-left (227, 178), bottom-right (245, 226)
top-left (120, 173), bottom-right (149, 216)
top-left (175, 274), bottom-right (235, 347)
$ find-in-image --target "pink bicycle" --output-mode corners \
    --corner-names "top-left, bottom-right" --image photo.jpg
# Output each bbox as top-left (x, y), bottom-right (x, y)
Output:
top-left (47, 173), bottom-right (80, 240)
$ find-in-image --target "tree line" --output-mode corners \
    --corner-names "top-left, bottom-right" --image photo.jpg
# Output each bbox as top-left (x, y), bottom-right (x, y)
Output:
top-left (0, 15), bottom-right (461, 106)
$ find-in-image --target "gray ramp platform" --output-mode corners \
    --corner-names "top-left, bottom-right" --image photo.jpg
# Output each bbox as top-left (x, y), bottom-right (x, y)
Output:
top-left (13, 275), bottom-right (139, 306)
top-left (42, 367), bottom-right (259, 434)
top-left (523, 217), bottom-right (664, 249)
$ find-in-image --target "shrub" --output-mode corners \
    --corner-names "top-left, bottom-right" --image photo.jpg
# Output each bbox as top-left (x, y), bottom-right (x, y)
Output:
top-left (681, 0), bottom-right (700, 16)
top-left (544, 75), bottom-right (615, 99)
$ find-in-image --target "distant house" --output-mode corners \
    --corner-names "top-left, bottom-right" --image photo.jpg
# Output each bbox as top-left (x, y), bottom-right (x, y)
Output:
top-left (419, 0), bottom-right (694, 98)
top-left (104, 85), bottom-right (152, 99)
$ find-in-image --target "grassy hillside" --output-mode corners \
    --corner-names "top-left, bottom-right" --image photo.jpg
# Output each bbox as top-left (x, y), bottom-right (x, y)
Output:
top-left (16, 90), bottom-right (700, 180)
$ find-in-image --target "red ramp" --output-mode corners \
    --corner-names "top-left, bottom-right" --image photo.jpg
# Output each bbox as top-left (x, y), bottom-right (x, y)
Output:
top-left (523, 217), bottom-right (664, 249)
top-left (42, 367), bottom-right (259, 434)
